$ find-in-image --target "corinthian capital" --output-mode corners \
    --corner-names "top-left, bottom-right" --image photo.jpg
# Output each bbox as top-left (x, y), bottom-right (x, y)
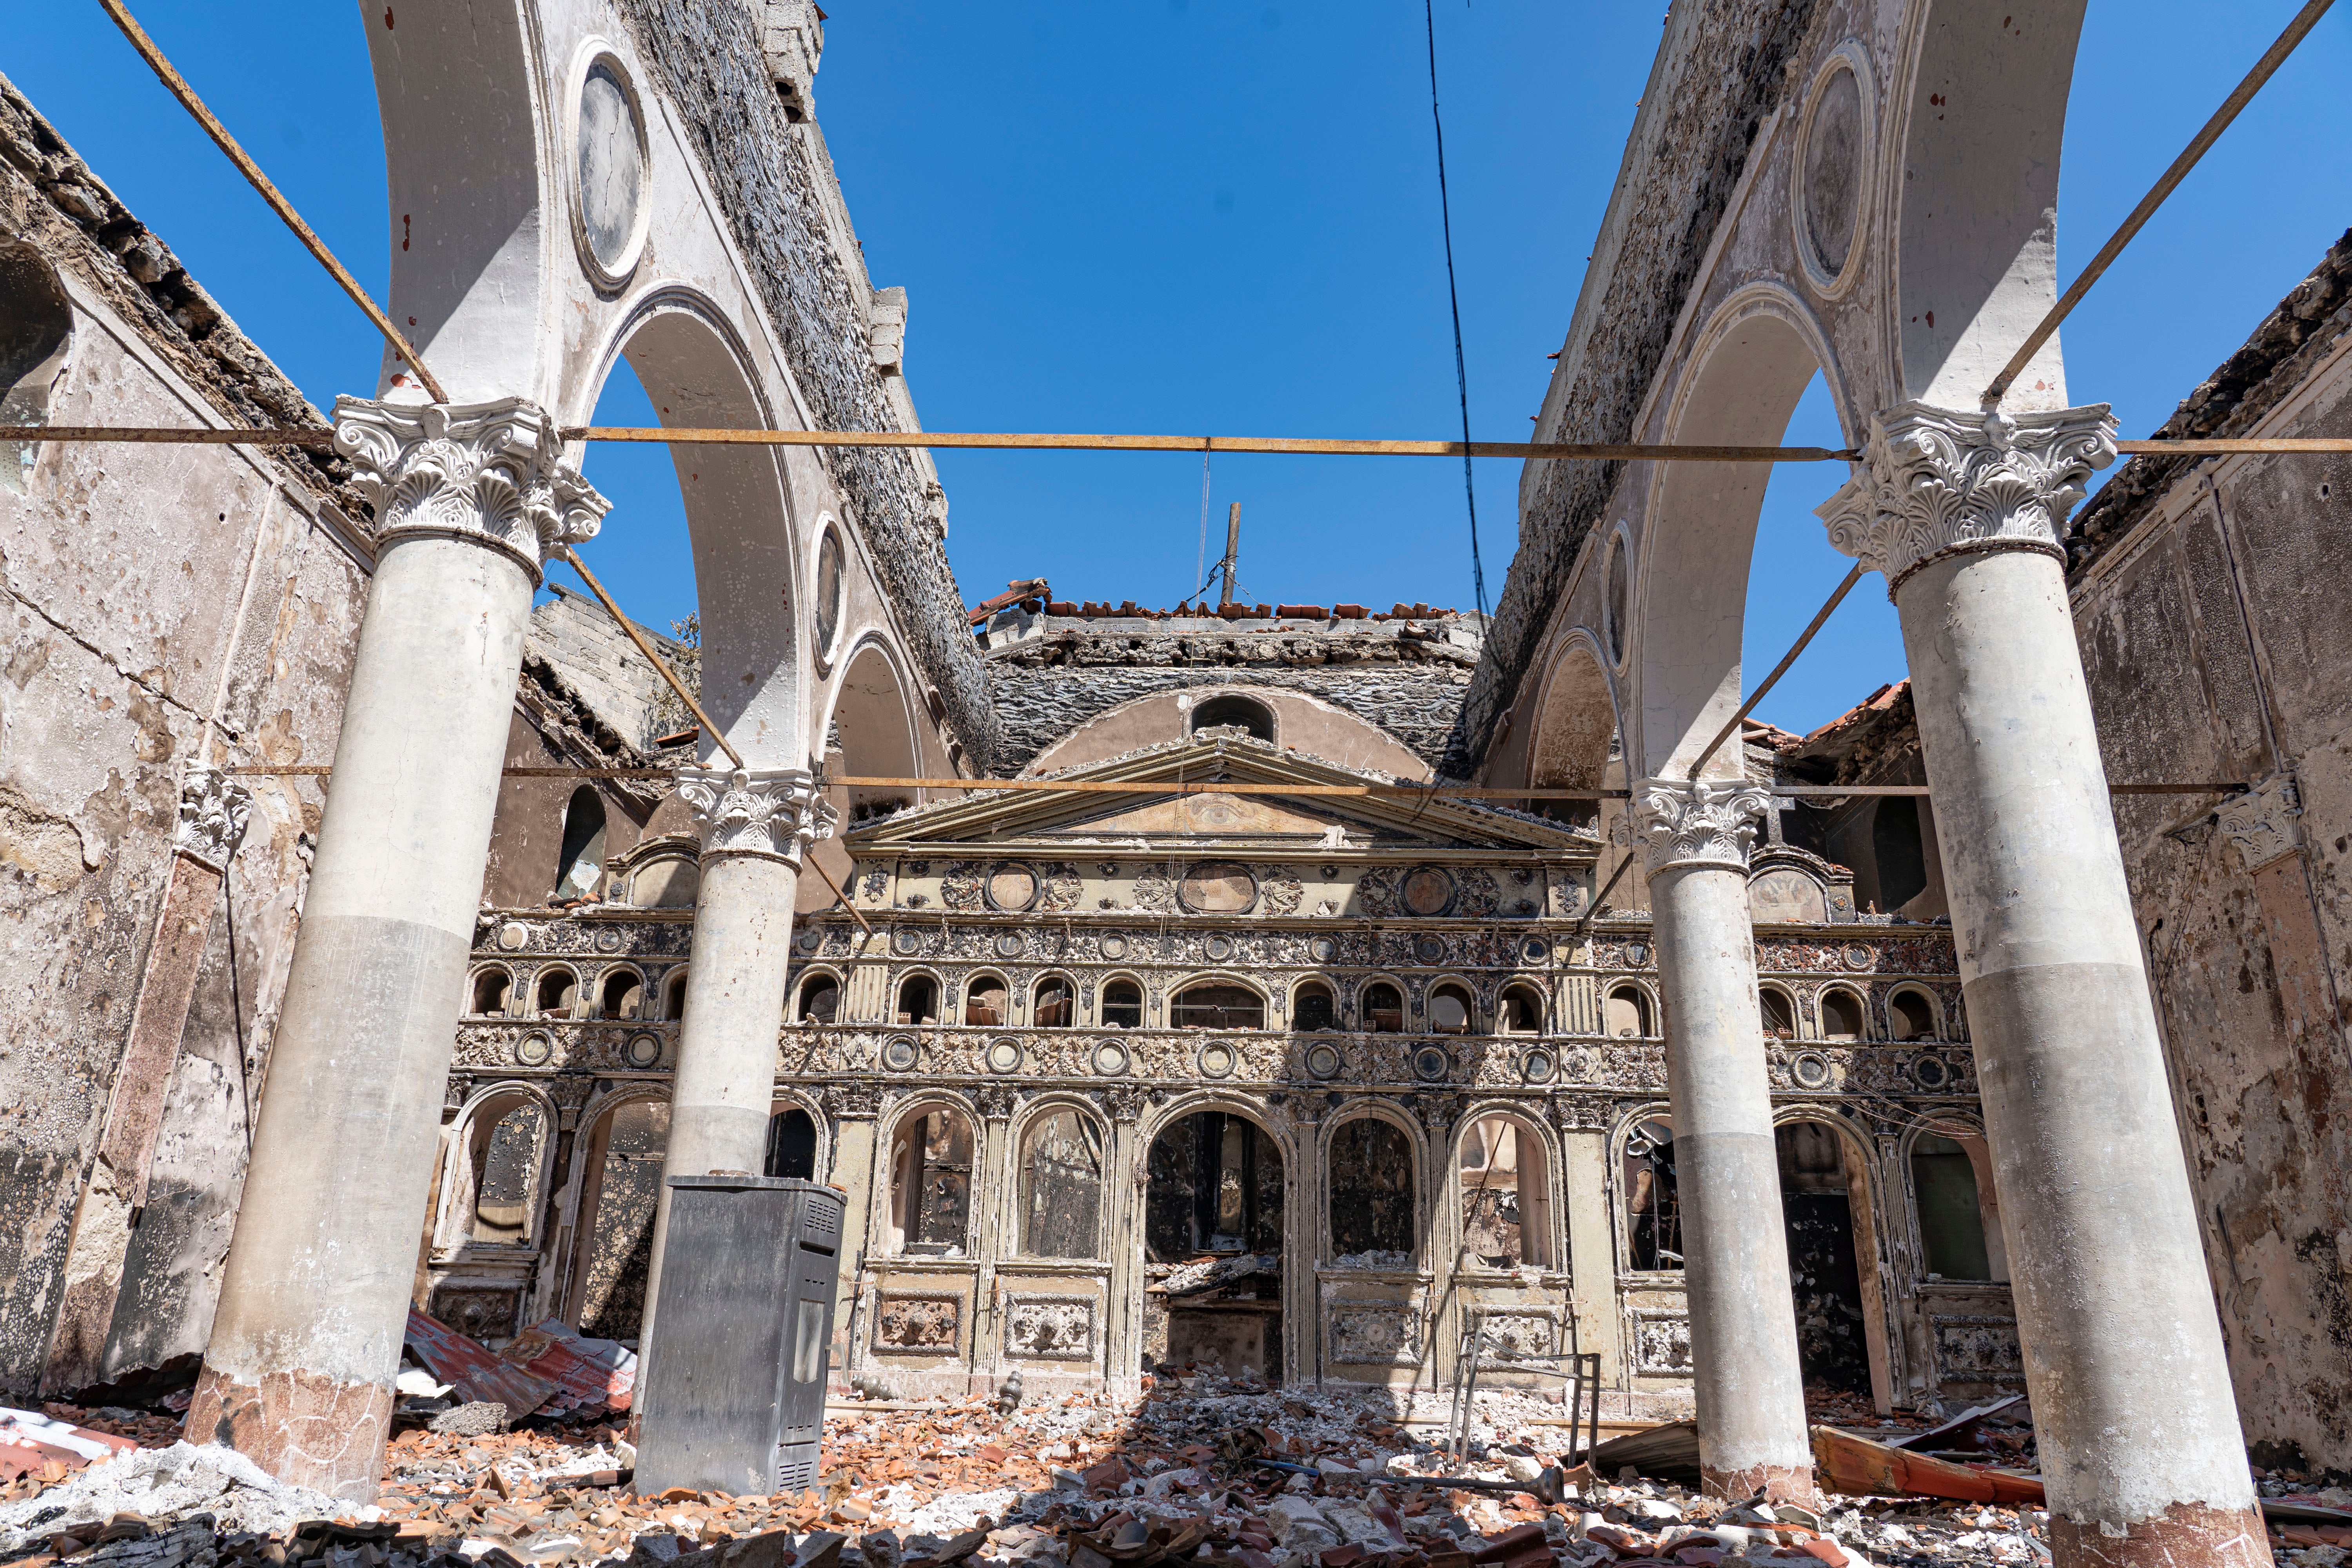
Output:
top-left (2218, 771), bottom-right (2303, 873)
top-left (1815, 401), bottom-right (2117, 590)
top-left (174, 761), bottom-right (252, 873)
top-left (677, 767), bottom-right (838, 866)
top-left (331, 397), bottom-right (610, 581)
top-left (1632, 778), bottom-right (1773, 875)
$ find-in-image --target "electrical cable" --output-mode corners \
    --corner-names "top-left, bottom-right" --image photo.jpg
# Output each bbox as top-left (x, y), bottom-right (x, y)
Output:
top-left (1425, 0), bottom-right (1491, 622)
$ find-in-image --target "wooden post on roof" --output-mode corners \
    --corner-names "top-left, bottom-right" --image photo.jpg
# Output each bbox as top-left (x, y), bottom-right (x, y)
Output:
top-left (1217, 502), bottom-right (1242, 610)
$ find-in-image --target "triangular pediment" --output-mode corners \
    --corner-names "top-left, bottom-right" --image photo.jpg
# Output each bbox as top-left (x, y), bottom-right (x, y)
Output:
top-left (846, 734), bottom-right (1595, 855)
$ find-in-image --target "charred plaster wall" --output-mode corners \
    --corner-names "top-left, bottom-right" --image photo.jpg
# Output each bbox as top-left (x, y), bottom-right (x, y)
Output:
top-left (2068, 231), bottom-right (2352, 1471)
top-left (0, 77), bottom-right (370, 1396)
top-left (610, 0), bottom-right (1000, 774)
top-left (1448, 0), bottom-right (1824, 776)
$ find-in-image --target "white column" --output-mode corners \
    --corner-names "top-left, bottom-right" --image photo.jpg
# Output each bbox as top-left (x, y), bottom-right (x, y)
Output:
top-left (1821, 404), bottom-right (2265, 1568)
top-left (1635, 780), bottom-right (1817, 1503)
top-left (635, 768), bottom-right (833, 1409)
top-left (193, 399), bottom-right (606, 1499)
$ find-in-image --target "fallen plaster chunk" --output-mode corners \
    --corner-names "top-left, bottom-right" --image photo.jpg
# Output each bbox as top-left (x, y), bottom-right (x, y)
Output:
top-left (0, 1441), bottom-right (341, 1549)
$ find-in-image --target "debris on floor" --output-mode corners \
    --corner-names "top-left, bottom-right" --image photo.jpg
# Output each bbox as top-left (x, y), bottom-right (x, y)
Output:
top-left (0, 1377), bottom-right (2321, 1568)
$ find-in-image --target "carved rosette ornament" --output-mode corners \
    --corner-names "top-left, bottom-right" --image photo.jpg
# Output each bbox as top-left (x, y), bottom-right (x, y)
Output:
top-left (173, 761), bottom-right (252, 873)
top-left (677, 767), bottom-right (837, 866)
top-left (1815, 400), bottom-right (2118, 592)
top-left (2218, 771), bottom-right (2304, 873)
top-left (331, 396), bottom-right (610, 583)
top-left (1632, 779), bottom-right (1773, 876)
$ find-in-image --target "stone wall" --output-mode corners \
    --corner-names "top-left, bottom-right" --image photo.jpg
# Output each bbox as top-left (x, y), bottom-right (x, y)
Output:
top-left (612, 0), bottom-right (1001, 773)
top-left (1446, 0), bottom-right (1822, 776)
top-left (2066, 231), bottom-right (2352, 1470)
top-left (0, 77), bottom-right (370, 1396)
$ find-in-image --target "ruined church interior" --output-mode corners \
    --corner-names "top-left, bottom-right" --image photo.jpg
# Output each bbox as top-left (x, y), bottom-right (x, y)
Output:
top-left (0, 6), bottom-right (2348, 1568)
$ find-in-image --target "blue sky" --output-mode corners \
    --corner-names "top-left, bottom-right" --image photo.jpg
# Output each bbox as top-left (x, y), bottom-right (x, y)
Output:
top-left (9, 2), bottom-right (2347, 736)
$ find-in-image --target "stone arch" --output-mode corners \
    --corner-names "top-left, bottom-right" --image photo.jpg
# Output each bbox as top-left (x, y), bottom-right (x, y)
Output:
top-left (763, 1089), bottom-right (828, 1181)
top-left (1319, 1101), bottom-right (1427, 1265)
top-left (432, 1081), bottom-right (559, 1256)
top-left (1526, 631), bottom-right (1622, 829)
top-left (1010, 1095), bottom-right (1109, 1260)
top-left (876, 1093), bottom-right (982, 1258)
top-left (1903, 1114), bottom-right (2008, 1285)
top-left (1632, 287), bottom-right (1850, 775)
top-left (788, 964), bottom-right (844, 1024)
top-left (1769, 1107), bottom-right (1897, 1411)
top-left (1888, 3), bottom-right (2091, 409)
top-left (561, 1087), bottom-right (672, 1337)
top-left (1447, 1103), bottom-right (1562, 1272)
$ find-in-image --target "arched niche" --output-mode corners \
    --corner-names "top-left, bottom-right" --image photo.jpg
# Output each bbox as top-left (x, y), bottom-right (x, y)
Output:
top-left (807, 637), bottom-right (924, 914)
top-left (1634, 293), bottom-right (1845, 775)
top-left (1525, 635), bottom-right (1619, 833)
top-left (1894, 3), bottom-right (2090, 410)
top-left (1773, 1112), bottom-right (1896, 1413)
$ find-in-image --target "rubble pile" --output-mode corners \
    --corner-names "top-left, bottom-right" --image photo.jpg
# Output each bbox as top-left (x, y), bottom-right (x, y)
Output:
top-left (0, 1383), bottom-right (2328, 1568)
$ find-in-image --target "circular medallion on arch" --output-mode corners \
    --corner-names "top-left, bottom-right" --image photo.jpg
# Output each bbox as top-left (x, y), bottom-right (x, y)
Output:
top-left (1091, 1040), bottom-right (1131, 1077)
top-left (891, 927), bottom-right (923, 957)
top-left (813, 528), bottom-right (846, 663)
top-left (795, 930), bottom-right (823, 955)
top-left (1411, 1044), bottom-right (1453, 1084)
top-left (1624, 942), bottom-right (1651, 967)
top-left (985, 1039), bottom-right (1024, 1075)
top-left (1909, 1054), bottom-right (1953, 1092)
top-left (497, 922), bottom-right (530, 953)
top-left (622, 1033), bottom-right (664, 1069)
top-left (1520, 1047), bottom-right (1558, 1085)
top-left (1790, 1050), bottom-right (1835, 1091)
top-left (1412, 935), bottom-right (1446, 965)
top-left (1304, 1042), bottom-right (1344, 1081)
top-left (1198, 1040), bottom-right (1239, 1080)
top-left (1178, 860), bottom-right (1259, 916)
top-left (1521, 936), bottom-right (1549, 965)
top-left (1100, 934), bottom-right (1128, 960)
top-left (1309, 935), bottom-right (1338, 964)
top-left (594, 928), bottom-right (623, 954)
top-left (1798, 54), bottom-right (1864, 289)
top-left (991, 932), bottom-right (1024, 960)
top-left (1399, 866), bottom-right (1456, 918)
top-left (881, 1036), bottom-right (920, 1072)
top-left (1205, 935), bottom-right (1236, 963)
top-left (573, 54), bottom-right (649, 284)
top-left (516, 1033), bottom-right (555, 1067)
top-left (985, 862), bottom-right (1042, 913)
top-left (1841, 943), bottom-right (1874, 972)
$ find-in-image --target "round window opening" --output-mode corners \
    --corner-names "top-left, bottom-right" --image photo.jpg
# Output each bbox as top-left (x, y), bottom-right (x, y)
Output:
top-left (1802, 64), bottom-right (1863, 282)
top-left (815, 530), bottom-right (844, 660)
top-left (577, 60), bottom-right (644, 277)
top-left (1604, 535), bottom-right (1630, 666)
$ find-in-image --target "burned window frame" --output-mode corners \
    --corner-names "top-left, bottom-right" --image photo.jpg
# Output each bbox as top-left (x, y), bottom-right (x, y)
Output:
top-left (1759, 982), bottom-right (1800, 1041)
top-left (434, 1083), bottom-right (557, 1256)
top-left (1497, 981), bottom-right (1546, 1036)
top-left (1099, 973), bottom-right (1147, 1028)
top-left (1360, 976), bottom-right (1407, 1034)
top-left (470, 964), bottom-right (514, 1017)
top-left (1619, 1109), bottom-right (1682, 1274)
top-left (1143, 1101), bottom-right (1287, 1261)
top-left (1426, 978), bottom-right (1477, 1036)
top-left (1290, 976), bottom-right (1338, 1033)
top-left (1454, 1108), bottom-right (1553, 1270)
top-left (1817, 985), bottom-right (1868, 1042)
top-left (1014, 1098), bottom-right (1109, 1259)
top-left (1031, 971), bottom-right (1078, 1029)
top-left (1604, 982), bottom-right (1654, 1040)
top-left (1907, 1120), bottom-right (2004, 1283)
top-left (1886, 984), bottom-right (1939, 1042)
top-left (566, 1089), bottom-right (672, 1338)
top-left (1323, 1108), bottom-right (1421, 1265)
top-left (597, 963), bottom-right (648, 1022)
top-left (534, 964), bottom-right (582, 1020)
top-left (793, 965), bottom-right (843, 1024)
top-left (962, 969), bottom-right (1013, 1027)
top-left (885, 1098), bottom-right (979, 1258)
top-left (893, 968), bottom-right (943, 1025)
top-left (659, 965), bottom-right (689, 1022)
top-left (1170, 976), bottom-right (1268, 1031)
top-left (764, 1097), bottom-right (825, 1181)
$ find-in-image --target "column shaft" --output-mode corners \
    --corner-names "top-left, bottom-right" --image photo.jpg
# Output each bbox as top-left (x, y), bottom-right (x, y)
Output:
top-left (1646, 846), bottom-right (1815, 1503)
top-left (1898, 548), bottom-right (2265, 1568)
top-left (191, 535), bottom-right (533, 1497)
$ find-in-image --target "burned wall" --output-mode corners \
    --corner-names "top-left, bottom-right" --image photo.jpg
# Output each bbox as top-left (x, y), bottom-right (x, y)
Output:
top-left (2067, 230), bottom-right (2352, 1469)
top-left (0, 74), bottom-right (370, 1396)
